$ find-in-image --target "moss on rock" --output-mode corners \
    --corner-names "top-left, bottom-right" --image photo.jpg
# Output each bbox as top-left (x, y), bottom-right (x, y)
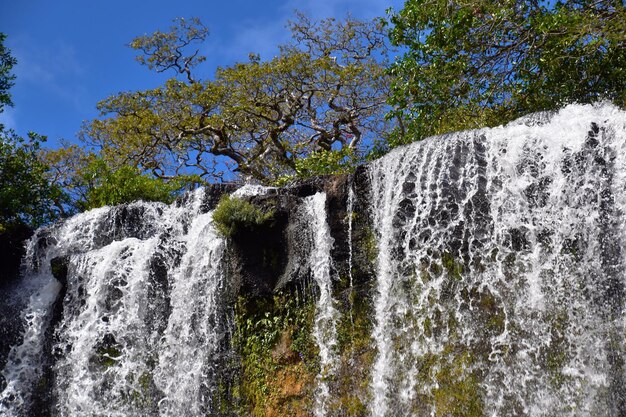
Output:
top-left (212, 195), bottom-right (275, 238)
top-left (230, 291), bottom-right (318, 416)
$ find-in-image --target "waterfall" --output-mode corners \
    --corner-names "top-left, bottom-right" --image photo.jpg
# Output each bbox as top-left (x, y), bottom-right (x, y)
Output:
top-left (368, 103), bottom-right (626, 416)
top-left (0, 189), bottom-right (230, 417)
top-left (347, 181), bottom-right (356, 322)
top-left (151, 208), bottom-right (227, 416)
top-left (1, 103), bottom-right (625, 416)
top-left (303, 192), bottom-right (340, 417)
top-left (0, 206), bottom-right (116, 416)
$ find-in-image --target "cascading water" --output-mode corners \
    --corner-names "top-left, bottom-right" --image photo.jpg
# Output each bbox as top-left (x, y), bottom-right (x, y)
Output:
top-left (0, 206), bottom-right (119, 416)
top-left (347, 182), bottom-right (356, 317)
top-left (1, 103), bottom-right (625, 417)
top-left (368, 103), bottom-right (626, 416)
top-left (0, 189), bottom-right (230, 417)
top-left (302, 192), bottom-right (340, 417)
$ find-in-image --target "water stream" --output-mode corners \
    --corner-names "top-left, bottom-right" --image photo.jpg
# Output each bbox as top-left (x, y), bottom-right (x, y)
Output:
top-left (368, 103), bottom-right (626, 416)
top-left (303, 192), bottom-right (340, 417)
top-left (1, 190), bottom-right (231, 417)
top-left (1, 103), bottom-right (625, 416)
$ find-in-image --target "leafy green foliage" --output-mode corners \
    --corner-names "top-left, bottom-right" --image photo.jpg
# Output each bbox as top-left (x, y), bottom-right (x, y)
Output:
top-left (387, 0), bottom-right (626, 145)
top-left (0, 131), bottom-right (64, 231)
top-left (77, 158), bottom-right (193, 210)
top-left (81, 14), bottom-right (393, 184)
top-left (0, 33), bottom-right (17, 117)
top-left (295, 148), bottom-right (358, 178)
top-left (0, 33), bottom-right (66, 231)
top-left (274, 147), bottom-right (359, 185)
top-left (232, 293), bottom-right (317, 416)
top-left (44, 144), bottom-right (200, 211)
top-left (212, 195), bottom-right (274, 237)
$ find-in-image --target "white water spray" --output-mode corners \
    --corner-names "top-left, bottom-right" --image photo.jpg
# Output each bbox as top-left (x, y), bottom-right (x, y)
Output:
top-left (1, 103), bottom-right (625, 417)
top-left (368, 103), bottom-right (626, 416)
top-left (347, 181), bottom-right (356, 323)
top-left (303, 192), bottom-right (340, 417)
top-left (0, 190), bottom-right (231, 417)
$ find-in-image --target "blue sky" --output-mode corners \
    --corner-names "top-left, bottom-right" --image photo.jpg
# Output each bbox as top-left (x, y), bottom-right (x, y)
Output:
top-left (1, 0), bottom-right (402, 149)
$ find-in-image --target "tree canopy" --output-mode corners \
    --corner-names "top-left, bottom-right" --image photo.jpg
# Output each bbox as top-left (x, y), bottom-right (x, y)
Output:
top-left (0, 34), bottom-right (64, 231)
top-left (0, 131), bottom-right (64, 231)
top-left (44, 144), bottom-right (194, 212)
top-left (80, 15), bottom-right (393, 184)
top-left (387, 0), bottom-right (626, 145)
top-left (0, 33), bottom-right (17, 119)
top-left (6, 6), bottom-right (626, 219)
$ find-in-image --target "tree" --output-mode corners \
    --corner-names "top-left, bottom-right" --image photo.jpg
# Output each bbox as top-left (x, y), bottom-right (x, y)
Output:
top-left (0, 33), bottom-right (17, 118)
top-left (44, 145), bottom-right (197, 211)
top-left (0, 35), bottom-right (64, 230)
top-left (80, 15), bottom-right (393, 184)
top-left (0, 131), bottom-right (64, 231)
top-left (78, 158), bottom-right (190, 210)
top-left (387, 0), bottom-right (626, 145)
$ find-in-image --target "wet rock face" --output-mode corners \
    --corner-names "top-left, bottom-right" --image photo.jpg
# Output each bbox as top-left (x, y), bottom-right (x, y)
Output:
top-left (0, 174), bottom-right (372, 416)
top-left (200, 183), bottom-right (240, 211)
top-left (224, 173), bottom-right (374, 299)
top-left (0, 224), bottom-right (33, 287)
top-left (4, 104), bottom-right (626, 417)
top-left (0, 224), bottom-right (34, 391)
top-left (1, 177), bottom-right (366, 313)
top-left (227, 195), bottom-right (290, 298)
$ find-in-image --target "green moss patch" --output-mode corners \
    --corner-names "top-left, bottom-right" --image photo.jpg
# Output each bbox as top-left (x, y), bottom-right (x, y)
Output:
top-left (212, 195), bottom-right (274, 237)
top-left (231, 292), bottom-right (318, 417)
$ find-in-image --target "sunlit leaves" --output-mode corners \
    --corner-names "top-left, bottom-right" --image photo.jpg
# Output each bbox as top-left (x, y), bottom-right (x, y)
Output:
top-left (83, 15), bottom-right (393, 184)
top-left (387, 0), bottom-right (626, 144)
top-left (0, 131), bottom-right (64, 230)
top-left (0, 33), bottom-right (17, 116)
top-left (78, 158), bottom-right (191, 210)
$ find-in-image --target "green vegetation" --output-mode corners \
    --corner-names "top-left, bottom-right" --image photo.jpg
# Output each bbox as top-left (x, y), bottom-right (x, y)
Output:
top-left (275, 148), bottom-right (360, 185)
top-left (0, 33), bottom-right (181, 228)
top-left (0, 34), bottom-right (64, 231)
top-left (4, 3), bottom-right (626, 218)
top-left (45, 145), bottom-right (193, 213)
top-left (331, 284), bottom-right (376, 416)
top-left (0, 33), bottom-right (16, 117)
top-left (430, 349), bottom-right (484, 417)
top-left (2, 7), bottom-right (623, 415)
top-left (0, 130), bottom-right (64, 231)
top-left (387, 0), bottom-right (626, 146)
top-left (75, 157), bottom-right (191, 210)
top-left (229, 282), bottom-right (376, 417)
top-left (77, 14), bottom-right (392, 185)
top-left (231, 293), bottom-right (318, 417)
top-left (212, 195), bottom-right (275, 237)
top-left (92, 334), bottom-right (123, 368)
top-left (442, 252), bottom-right (464, 281)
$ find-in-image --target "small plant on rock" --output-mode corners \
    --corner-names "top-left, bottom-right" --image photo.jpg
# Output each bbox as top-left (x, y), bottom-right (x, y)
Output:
top-left (212, 195), bottom-right (274, 237)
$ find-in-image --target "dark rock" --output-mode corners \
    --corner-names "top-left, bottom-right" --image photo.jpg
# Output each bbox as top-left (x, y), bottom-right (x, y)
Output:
top-left (224, 173), bottom-right (376, 299)
top-left (229, 198), bottom-right (290, 298)
top-left (0, 173), bottom-right (379, 413)
top-left (50, 256), bottom-right (69, 286)
top-left (0, 223), bottom-right (33, 287)
top-left (0, 223), bottom-right (33, 392)
top-left (28, 256), bottom-right (70, 417)
top-left (145, 243), bottom-right (179, 335)
top-left (201, 183), bottom-right (240, 211)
